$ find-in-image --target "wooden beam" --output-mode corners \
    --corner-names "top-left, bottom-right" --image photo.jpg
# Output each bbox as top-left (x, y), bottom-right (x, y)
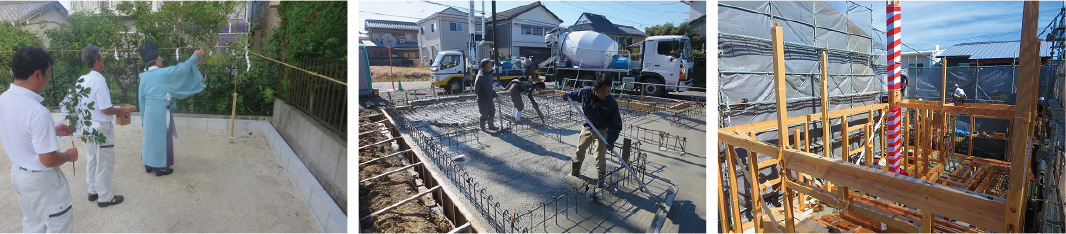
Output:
top-left (719, 132), bottom-right (779, 156)
top-left (781, 148), bottom-right (1008, 232)
top-left (718, 103), bottom-right (888, 134)
top-left (1005, 2), bottom-right (1039, 231)
top-left (842, 115), bottom-right (849, 163)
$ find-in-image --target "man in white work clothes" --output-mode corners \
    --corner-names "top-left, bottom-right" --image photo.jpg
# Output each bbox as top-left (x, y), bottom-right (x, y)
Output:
top-left (0, 46), bottom-right (79, 232)
top-left (65, 45), bottom-right (129, 207)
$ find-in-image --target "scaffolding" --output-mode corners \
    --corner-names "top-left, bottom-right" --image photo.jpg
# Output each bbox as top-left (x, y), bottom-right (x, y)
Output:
top-left (717, 2), bottom-right (1045, 232)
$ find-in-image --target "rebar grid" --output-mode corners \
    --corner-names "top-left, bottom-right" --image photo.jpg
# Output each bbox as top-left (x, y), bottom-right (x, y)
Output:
top-left (386, 92), bottom-right (673, 232)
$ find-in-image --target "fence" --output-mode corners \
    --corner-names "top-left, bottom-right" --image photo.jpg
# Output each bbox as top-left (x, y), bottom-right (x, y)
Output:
top-left (276, 58), bottom-right (347, 138)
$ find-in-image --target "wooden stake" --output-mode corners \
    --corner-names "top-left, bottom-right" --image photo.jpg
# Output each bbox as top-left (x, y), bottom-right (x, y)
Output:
top-left (1004, 2), bottom-right (1040, 231)
top-left (821, 51), bottom-right (831, 159)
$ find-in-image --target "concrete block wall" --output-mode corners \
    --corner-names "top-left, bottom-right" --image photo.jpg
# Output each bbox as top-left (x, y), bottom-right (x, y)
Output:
top-left (269, 100), bottom-right (348, 218)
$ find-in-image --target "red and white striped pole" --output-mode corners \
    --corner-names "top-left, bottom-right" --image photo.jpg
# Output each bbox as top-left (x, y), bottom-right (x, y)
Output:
top-left (886, 0), bottom-right (907, 175)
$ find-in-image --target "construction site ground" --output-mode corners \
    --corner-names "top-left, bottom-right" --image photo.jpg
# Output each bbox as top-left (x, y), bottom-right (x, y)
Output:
top-left (0, 121), bottom-right (319, 232)
top-left (387, 87), bottom-right (707, 233)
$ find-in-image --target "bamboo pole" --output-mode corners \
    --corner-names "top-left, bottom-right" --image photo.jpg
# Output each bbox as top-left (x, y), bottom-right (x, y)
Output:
top-left (1004, 2), bottom-right (1040, 231)
top-left (771, 22), bottom-right (796, 232)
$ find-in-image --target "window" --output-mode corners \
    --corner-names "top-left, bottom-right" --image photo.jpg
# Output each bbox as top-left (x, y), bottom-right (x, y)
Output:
top-left (522, 25), bottom-right (532, 35)
top-left (450, 22), bottom-right (464, 31)
top-left (431, 23), bottom-right (436, 32)
top-left (657, 40), bottom-right (682, 57)
top-left (406, 34), bottom-right (415, 41)
top-left (958, 63), bottom-right (971, 67)
top-left (420, 27), bottom-right (424, 34)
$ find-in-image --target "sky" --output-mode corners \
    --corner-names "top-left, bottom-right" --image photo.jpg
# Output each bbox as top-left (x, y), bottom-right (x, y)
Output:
top-left (864, 1), bottom-right (1064, 51)
top-left (356, 0), bottom-right (696, 34)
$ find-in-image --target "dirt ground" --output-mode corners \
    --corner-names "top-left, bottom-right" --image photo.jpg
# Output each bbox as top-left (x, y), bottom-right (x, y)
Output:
top-left (0, 121), bottom-right (319, 232)
top-left (370, 66), bottom-right (430, 82)
top-left (358, 111), bottom-right (453, 233)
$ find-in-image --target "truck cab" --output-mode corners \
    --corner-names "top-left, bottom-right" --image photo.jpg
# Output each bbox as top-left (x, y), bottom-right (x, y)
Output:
top-left (430, 51), bottom-right (542, 94)
top-left (430, 51), bottom-right (468, 94)
top-left (637, 35), bottom-right (694, 96)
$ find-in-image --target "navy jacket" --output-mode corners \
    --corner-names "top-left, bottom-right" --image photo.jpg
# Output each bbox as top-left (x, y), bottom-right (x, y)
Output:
top-left (563, 86), bottom-right (622, 147)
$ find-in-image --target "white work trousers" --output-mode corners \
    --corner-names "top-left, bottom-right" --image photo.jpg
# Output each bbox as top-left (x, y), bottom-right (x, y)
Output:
top-left (10, 165), bottom-right (74, 233)
top-left (86, 122), bottom-right (116, 202)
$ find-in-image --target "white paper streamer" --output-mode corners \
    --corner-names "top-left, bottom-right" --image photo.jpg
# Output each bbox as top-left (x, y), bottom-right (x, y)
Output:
top-left (175, 48), bottom-right (179, 60)
top-left (113, 50), bottom-right (118, 60)
top-left (245, 53), bottom-right (250, 72)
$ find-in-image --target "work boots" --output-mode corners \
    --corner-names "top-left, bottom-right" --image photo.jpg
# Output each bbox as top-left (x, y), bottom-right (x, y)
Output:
top-left (571, 163), bottom-right (581, 177)
top-left (487, 119), bottom-right (499, 131)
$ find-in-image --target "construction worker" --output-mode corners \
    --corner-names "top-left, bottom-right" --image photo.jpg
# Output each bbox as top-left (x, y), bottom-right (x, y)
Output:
top-left (503, 78), bottom-right (547, 123)
top-left (0, 46), bottom-right (78, 232)
top-left (563, 73), bottom-right (622, 184)
top-left (952, 84), bottom-right (967, 103)
top-left (475, 58), bottom-right (499, 131)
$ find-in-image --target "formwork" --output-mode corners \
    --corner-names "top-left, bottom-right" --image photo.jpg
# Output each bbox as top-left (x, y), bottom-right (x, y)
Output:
top-left (716, 2), bottom-right (1049, 233)
top-left (364, 83), bottom-right (706, 232)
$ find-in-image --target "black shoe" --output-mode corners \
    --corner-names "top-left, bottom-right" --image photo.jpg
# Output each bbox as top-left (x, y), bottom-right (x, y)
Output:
top-left (97, 195), bottom-right (124, 207)
top-left (487, 124), bottom-right (499, 131)
top-left (155, 169), bottom-right (173, 176)
top-left (146, 168), bottom-right (152, 173)
top-left (88, 193), bottom-right (98, 202)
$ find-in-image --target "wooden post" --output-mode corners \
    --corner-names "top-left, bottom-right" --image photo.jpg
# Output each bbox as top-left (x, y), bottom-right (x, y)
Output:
top-left (718, 151), bottom-right (732, 232)
top-left (771, 22), bottom-right (796, 233)
top-left (921, 210), bottom-right (934, 233)
top-left (726, 146), bottom-right (744, 233)
top-left (1005, 2), bottom-right (1040, 231)
top-left (842, 115), bottom-right (850, 163)
top-left (866, 110), bottom-right (875, 167)
top-left (821, 51), bottom-right (831, 159)
top-left (747, 141), bottom-right (763, 233)
top-left (969, 115), bottom-right (975, 155)
top-left (942, 58), bottom-right (948, 105)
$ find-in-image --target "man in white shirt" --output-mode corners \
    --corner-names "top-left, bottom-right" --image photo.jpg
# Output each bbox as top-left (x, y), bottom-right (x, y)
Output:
top-left (0, 46), bottom-right (79, 232)
top-left (952, 84), bottom-right (967, 104)
top-left (64, 45), bottom-right (129, 207)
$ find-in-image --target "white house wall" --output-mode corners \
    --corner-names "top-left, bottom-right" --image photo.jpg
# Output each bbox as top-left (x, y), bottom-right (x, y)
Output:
top-left (21, 8), bottom-right (70, 47)
top-left (507, 7), bottom-right (561, 50)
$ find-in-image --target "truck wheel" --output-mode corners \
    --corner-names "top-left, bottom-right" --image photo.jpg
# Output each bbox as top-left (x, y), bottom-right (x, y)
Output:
top-left (641, 76), bottom-right (666, 97)
top-left (446, 78), bottom-right (464, 94)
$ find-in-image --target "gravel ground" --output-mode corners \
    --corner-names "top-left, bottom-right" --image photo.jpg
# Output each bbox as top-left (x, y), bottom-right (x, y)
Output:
top-left (0, 122), bottom-right (319, 232)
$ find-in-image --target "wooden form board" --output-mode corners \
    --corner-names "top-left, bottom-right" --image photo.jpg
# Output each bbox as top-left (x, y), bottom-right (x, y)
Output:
top-left (1004, 2), bottom-right (1040, 231)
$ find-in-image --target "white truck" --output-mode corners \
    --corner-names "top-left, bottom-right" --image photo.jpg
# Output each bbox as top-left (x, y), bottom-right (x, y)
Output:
top-left (544, 30), bottom-right (693, 96)
top-left (429, 51), bottom-right (539, 94)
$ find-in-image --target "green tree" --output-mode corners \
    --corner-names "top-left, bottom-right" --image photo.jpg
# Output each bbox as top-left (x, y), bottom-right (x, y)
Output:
top-left (0, 22), bottom-right (43, 93)
top-left (45, 8), bottom-right (135, 106)
top-left (276, 1), bottom-right (346, 60)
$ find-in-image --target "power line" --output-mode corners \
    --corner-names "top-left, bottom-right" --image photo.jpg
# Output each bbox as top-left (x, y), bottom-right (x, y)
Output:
top-left (360, 10), bottom-right (423, 20)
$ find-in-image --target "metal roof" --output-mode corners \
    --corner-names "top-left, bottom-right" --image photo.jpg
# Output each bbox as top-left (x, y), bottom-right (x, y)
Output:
top-left (0, 1), bottom-right (66, 22)
top-left (487, 1), bottom-right (561, 24)
top-left (939, 40), bottom-right (1052, 60)
top-left (365, 19), bottom-right (418, 31)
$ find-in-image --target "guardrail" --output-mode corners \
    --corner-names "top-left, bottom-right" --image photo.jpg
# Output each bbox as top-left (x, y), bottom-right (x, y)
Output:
top-left (278, 58), bottom-right (347, 138)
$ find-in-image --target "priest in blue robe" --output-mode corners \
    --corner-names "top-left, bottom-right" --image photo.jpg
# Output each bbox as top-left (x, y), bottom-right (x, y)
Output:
top-left (137, 41), bottom-right (206, 176)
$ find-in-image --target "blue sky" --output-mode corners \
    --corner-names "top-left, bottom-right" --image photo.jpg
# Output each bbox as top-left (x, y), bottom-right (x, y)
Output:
top-left (864, 1), bottom-right (1064, 51)
top-left (357, 1), bottom-right (696, 34)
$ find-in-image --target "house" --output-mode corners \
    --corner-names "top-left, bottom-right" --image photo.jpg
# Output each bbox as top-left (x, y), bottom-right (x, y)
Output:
top-left (566, 12), bottom-right (645, 49)
top-left (901, 45), bottom-right (944, 68)
top-left (0, 1), bottom-right (69, 46)
top-left (416, 7), bottom-right (487, 66)
top-left (486, 1), bottom-right (562, 66)
top-left (363, 19), bottom-right (419, 66)
top-left (682, 0), bottom-right (706, 38)
top-left (939, 40), bottom-right (1053, 66)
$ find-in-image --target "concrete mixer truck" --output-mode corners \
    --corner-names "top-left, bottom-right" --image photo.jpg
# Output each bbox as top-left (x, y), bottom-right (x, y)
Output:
top-left (543, 30), bottom-right (693, 97)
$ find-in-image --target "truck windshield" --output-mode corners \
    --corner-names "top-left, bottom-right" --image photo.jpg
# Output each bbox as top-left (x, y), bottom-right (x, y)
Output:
top-left (434, 54), bottom-right (462, 70)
